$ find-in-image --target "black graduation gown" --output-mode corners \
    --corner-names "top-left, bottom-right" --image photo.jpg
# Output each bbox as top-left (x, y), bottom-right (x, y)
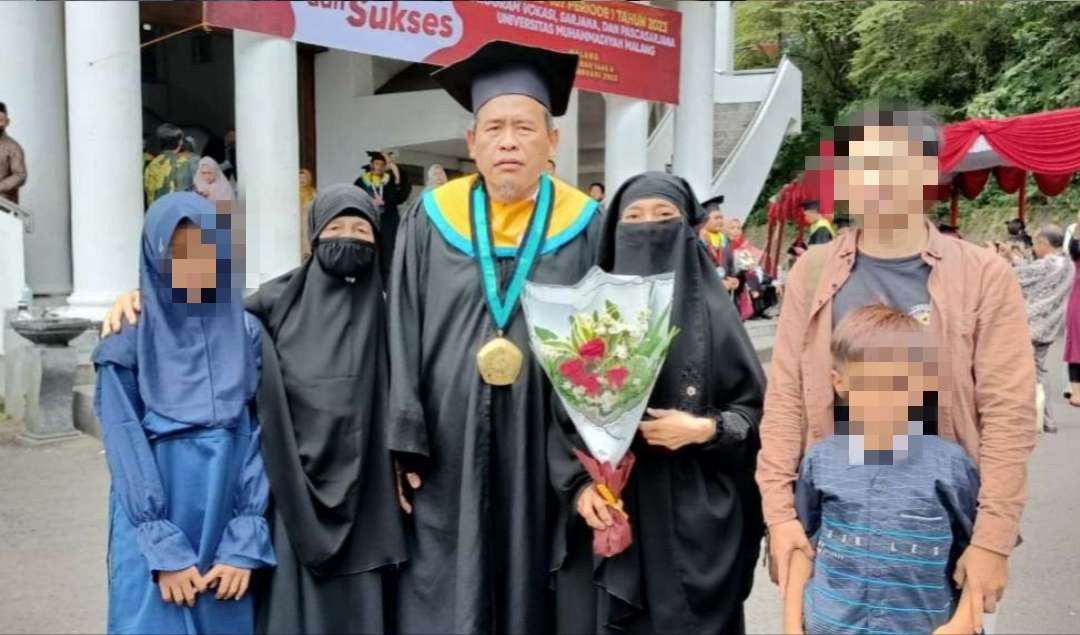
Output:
top-left (548, 173), bottom-right (767, 635)
top-left (807, 225), bottom-right (834, 245)
top-left (387, 190), bottom-right (603, 634)
top-left (355, 169), bottom-right (411, 281)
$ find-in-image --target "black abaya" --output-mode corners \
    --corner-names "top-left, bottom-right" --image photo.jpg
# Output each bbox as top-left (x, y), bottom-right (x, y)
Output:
top-left (548, 173), bottom-right (766, 634)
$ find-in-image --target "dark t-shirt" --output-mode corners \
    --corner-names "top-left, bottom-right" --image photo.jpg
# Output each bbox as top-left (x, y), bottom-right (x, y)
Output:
top-left (832, 251), bottom-right (932, 328)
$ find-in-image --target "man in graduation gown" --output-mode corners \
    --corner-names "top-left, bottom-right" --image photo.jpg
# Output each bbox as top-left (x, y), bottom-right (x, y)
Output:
top-left (387, 41), bottom-right (602, 634)
top-left (802, 199), bottom-right (836, 245)
top-left (355, 150), bottom-right (410, 279)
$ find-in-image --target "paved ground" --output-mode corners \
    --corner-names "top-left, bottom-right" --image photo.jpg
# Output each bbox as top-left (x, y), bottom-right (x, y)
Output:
top-left (1, 338), bottom-right (1077, 633)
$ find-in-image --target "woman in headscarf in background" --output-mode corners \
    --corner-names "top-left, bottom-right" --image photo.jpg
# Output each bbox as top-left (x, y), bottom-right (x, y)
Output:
top-left (425, 163), bottom-right (448, 191)
top-left (549, 172), bottom-right (766, 635)
top-left (247, 184), bottom-right (407, 634)
top-left (94, 192), bottom-right (275, 634)
top-left (298, 169), bottom-right (318, 259)
top-left (192, 156), bottom-right (235, 202)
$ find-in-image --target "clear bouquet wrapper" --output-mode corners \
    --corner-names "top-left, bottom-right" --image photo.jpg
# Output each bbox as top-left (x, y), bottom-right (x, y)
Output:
top-left (523, 267), bottom-right (679, 557)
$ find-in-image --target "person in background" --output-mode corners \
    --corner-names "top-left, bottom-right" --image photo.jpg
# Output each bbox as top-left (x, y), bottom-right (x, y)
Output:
top-left (726, 216), bottom-right (774, 320)
top-left (192, 157), bottom-right (234, 202)
top-left (759, 106), bottom-right (1035, 635)
top-left (1006, 218), bottom-right (1033, 251)
top-left (426, 163), bottom-right (449, 190)
top-left (699, 195), bottom-right (740, 294)
top-left (0, 101), bottom-right (27, 204)
top-left (298, 169), bottom-right (317, 259)
top-left (550, 172), bottom-right (765, 634)
top-left (94, 192), bottom-right (276, 634)
top-left (587, 181), bottom-right (605, 203)
top-left (801, 200), bottom-right (835, 245)
top-left (1064, 210), bottom-right (1080, 406)
top-left (354, 150), bottom-right (409, 281)
top-left (223, 129), bottom-right (237, 181)
top-left (145, 123), bottom-right (198, 206)
top-left (833, 215), bottom-right (852, 232)
top-left (1009, 225), bottom-right (1073, 433)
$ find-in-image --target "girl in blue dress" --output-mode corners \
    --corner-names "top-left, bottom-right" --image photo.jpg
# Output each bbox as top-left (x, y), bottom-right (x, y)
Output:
top-left (94, 192), bottom-right (276, 634)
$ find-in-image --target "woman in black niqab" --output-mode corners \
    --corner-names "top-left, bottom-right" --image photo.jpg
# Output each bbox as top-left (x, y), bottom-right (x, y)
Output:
top-left (549, 172), bottom-right (767, 634)
top-left (247, 184), bottom-right (407, 634)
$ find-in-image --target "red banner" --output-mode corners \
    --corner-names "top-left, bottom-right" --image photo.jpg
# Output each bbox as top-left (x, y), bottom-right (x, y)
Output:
top-left (205, 1), bottom-right (682, 104)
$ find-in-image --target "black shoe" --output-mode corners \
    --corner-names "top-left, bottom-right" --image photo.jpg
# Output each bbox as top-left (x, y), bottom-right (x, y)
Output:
top-left (1044, 423), bottom-right (1059, 433)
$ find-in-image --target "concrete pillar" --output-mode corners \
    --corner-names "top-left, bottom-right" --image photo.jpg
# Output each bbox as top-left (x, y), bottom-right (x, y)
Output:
top-left (234, 31), bottom-right (300, 287)
top-left (673, 0), bottom-right (717, 199)
top-left (603, 95), bottom-right (649, 194)
top-left (63, 1), bottom-right (143, 320)
top-left (554, 89), bottom-right (580, 187)
top-left (0, 1), bottom-right (72, 296)
top-left (715, 1), bottom-right (735, 74)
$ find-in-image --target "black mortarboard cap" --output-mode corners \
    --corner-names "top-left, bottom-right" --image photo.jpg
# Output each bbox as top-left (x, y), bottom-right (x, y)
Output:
top-left (431, 40), bottom-right (579, 116)
top-left (702, 195), bottom-right (724, 210)
top-left (367, 151), bottom-right (387, 163)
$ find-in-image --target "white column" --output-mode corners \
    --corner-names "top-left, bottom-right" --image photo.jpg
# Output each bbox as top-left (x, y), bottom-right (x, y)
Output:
top-left (63, 1), bottom-right (143, 320)
top-left (715, 1), bottom-right (735, 74)
top-left (0, 1), bottom-right (72, 296)
top-left (554, 89), bottom-right (579, 187)
top-left (234, 31), bottom-right (300, 288)
top-left (673, 0), bottom-right (717, 199)
top-left (603, 95), bottom-right (649, 194)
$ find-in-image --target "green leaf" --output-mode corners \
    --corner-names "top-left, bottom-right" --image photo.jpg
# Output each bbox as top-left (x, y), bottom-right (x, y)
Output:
top-left (534, 326), bottom-right (561, 343)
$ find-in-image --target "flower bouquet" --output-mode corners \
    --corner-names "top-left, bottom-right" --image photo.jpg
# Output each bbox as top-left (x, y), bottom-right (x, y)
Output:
top-left (522, 267), bottom-right (679, 557)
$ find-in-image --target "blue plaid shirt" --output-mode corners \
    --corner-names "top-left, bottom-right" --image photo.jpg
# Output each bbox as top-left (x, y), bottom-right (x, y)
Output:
top-left (795, 434), bottom-right (979, 635)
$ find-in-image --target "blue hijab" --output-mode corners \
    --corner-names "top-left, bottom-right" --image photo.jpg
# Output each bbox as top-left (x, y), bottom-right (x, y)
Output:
top-left (95, 192), bottom-right (257, 425)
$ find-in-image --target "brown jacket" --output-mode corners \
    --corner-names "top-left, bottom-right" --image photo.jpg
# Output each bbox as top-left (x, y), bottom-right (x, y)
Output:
top-left (0, 133), bottom-right (27, 204)
top-left (756, 222), bottom-right (1036, 556)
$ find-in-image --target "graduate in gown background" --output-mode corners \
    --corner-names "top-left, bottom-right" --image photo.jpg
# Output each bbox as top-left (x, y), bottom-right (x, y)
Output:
top-left (387, 41), bottom-right (603, 634)
top-left (354, 151), bottom-right (410, 281)
top-left (246, 184), bottom-right (407, 634)
top-left (548, 173), bottom-right (767, 634)
top-left (94, 192), bottom-right (276, 634)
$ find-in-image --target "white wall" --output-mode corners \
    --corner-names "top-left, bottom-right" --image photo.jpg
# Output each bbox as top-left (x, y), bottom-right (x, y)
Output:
top-left (315, 50), bottom-right (472, 188)
top-left (0, 1), bottom-right (72, 295)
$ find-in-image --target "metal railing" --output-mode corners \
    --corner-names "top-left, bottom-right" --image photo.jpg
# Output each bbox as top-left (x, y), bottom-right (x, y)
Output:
top-left (0, 198), bottom-right (33, 233)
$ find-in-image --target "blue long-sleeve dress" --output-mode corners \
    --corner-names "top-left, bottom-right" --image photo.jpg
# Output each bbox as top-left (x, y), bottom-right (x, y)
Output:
top-left (95, 316), bottom-right (276, 634)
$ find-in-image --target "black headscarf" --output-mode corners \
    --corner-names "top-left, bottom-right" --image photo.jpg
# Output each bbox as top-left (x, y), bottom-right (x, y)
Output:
top-left (556, 172), bottom-right (765, 632)
top-left (250, 184), bottom-right (406, 576)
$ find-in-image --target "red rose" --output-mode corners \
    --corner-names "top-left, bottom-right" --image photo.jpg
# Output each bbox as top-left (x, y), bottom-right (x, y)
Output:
top-left (578, 338), bottom-right (606, 361)
top-left (559, 358), bottom-right (588, 384)
top-left (582, 375), bottom-right (602, 396)
top-left (605, 367), bottom-right (629, 390)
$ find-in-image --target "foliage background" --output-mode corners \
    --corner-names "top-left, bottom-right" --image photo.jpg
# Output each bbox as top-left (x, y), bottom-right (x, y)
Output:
top-left (735, 0), bottom-right (1080, 234)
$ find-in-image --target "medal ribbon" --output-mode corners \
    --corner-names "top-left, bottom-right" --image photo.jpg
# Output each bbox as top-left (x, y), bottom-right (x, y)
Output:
top-left (470, 174), bottom-right (554, 331)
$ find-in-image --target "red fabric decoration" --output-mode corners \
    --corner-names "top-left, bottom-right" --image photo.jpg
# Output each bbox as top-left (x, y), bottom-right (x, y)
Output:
top-left (941, 107), bottom-right (1080, 175)
top-left (957, 169), bottom-right (991, 200)
top-left (572, 449), bottom-right (636, 558)
top-left (993, 166), bottom-right (1026, 194)
top-left (1034, 172), bottom-right (1074, 197)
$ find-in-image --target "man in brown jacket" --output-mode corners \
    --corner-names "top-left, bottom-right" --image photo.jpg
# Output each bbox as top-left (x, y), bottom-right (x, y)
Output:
top-left (757, 107), bottom-right (1036, 632)
top-left (0, 102), bottom-right (27, 204)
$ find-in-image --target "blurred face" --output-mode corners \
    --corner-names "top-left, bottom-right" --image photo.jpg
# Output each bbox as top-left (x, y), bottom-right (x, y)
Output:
top-left (170, 221), bottom-right (219, 303)
top-left (0, 111), bottom-right (8, 133)
top-left (431, 165), bottom-right (448, 186)
top-left (831, 350), bottom-right (937, 454)
top-left (724, 217), bottom-right (743, 239)
top-left (225, 130), bottom-right (236, 145)
top-left (705, 210), bottom-right (724, 232)
top-left (619, 197), bottom-right (681, 224)
top-left (1033, 236), bottom-right (1052, 258)
top-left (467, 94), bottom-right (559, 204)
top-left (319, 214), bottom-right (375, 244)
top-left (198, 164), bottom-right (217, 184)
top-left (588, 184), bottom-right (604, 201)
top-left (835, 125), bottom-right (938, 232)
top-left (299, 170), bottom-right (312, 187)
top-left (370, 159), bottom-right (386, 176)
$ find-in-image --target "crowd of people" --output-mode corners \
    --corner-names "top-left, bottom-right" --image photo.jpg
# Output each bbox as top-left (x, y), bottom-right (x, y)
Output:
top-left (81, 39), bottom-right (1074, 635)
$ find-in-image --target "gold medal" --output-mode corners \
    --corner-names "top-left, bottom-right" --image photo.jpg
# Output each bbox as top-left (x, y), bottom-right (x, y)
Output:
top-left (476, 334), bottom-right (523, 386)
